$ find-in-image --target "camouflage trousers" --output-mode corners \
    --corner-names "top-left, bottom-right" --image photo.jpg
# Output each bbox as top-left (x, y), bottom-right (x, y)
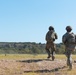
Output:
top-left (65, 44), bottom-right (75, 69)
top-left (65, 50), bottom-right (72, 69)
top-left (45, 41), bottom-right (56, 60)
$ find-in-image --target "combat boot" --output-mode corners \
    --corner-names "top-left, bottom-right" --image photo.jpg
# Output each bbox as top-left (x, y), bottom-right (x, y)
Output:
top-left (47, 55), bottom-right (51, 58)
top-left (52, 56), bottom-right (55, 61)
top-left (69, 64), bottom-right (72, 70)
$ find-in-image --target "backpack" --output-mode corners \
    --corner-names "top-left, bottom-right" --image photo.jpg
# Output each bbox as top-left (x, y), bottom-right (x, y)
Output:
top-left (66, 32), bottom-right (76, 43)
top-left (75, 34), bottom-right (76, 43)
top-left (46, 30), bottom-right (55, 41)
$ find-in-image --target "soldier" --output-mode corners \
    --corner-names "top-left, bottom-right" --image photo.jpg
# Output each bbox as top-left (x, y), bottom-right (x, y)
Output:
top-left (45, 26), bottom-right (58, 60)
top-left (62, 26), bottom-right (76, 70)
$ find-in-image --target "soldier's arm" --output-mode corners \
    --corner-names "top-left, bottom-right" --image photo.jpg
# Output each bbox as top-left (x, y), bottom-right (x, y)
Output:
top-left (55, 33), bottom-right (58, 39)
top-left (62, 35), bottom-right (67, 44)
top-left (45, 32), bottom-right (48, 41)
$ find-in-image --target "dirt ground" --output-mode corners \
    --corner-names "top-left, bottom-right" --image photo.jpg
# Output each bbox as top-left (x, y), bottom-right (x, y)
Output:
top-left (0, 58), bottom-right (76, 75)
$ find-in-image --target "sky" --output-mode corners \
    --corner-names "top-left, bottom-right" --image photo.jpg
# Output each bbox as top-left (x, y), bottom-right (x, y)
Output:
top-left (0, 0), bottom-right (76, 43)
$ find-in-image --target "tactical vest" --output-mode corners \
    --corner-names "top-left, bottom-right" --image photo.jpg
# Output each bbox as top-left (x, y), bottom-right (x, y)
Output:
top-left (63, 32), bottom-right (76, 44)
top-left (46, 30), bottom-right (56, 42)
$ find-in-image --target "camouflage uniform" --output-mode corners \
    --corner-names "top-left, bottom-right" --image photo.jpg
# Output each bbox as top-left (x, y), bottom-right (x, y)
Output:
top-left (62, 26), bottom-right (76, 70)
top-left (45, 26), bottom-right (58, 60)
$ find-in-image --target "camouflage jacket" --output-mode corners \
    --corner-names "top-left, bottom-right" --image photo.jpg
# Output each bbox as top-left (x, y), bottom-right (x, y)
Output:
top-left (62, 32), bottom-right (76, 50)
top-left (45, 30), bottom-right (58, 42)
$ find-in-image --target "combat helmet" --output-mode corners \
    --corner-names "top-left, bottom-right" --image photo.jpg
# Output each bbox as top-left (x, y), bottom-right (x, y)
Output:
top-left (66, 26), bottom-right (72, 32)
top-left (49, 26), bottom-right (54, 31)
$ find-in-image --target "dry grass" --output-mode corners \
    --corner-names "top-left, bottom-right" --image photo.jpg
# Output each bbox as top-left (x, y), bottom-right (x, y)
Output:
top-left (0, 54), bottom-right (76, 75)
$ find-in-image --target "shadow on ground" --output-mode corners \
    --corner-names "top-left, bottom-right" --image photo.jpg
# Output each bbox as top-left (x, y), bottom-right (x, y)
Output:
top-left (16, 59), bottom-right (67, 73)
top-left (24, 66), bottom-right (66, 73)
top-left (16, 59), bottom-right (53, 63)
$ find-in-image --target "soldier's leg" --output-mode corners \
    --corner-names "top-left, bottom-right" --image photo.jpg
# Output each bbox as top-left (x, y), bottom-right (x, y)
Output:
top-left (45, 42), bottom-right (51, 58)
top-left (66, 50), bottom-right (72, 69)
top-left (46, 49), bottom-right (51, 58)
top-left (69, 55), bottom-right (72, 69)
top-left (51, 50), bottom-right (55, 60)
top-left (51, 43), bottom-right (56, 61)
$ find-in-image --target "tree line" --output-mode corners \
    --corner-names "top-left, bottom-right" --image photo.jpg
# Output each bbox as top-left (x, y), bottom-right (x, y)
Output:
top-left (0, 42), bottom-right (76, 54)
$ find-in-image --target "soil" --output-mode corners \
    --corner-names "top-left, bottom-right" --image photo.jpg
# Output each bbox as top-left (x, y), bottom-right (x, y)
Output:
top-left (0, 58), bottom-right (76, 75)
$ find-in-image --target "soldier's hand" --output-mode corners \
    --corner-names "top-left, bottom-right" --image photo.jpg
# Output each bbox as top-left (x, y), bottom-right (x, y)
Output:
top-left (53, 39), bottom-right (55, 41)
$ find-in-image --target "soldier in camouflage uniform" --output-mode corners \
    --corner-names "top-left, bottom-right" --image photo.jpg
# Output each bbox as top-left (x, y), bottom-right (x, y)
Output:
top-left (62, 26), bottom-right (76, 70)
top-left (45, 26), bottom-right (58, 60)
